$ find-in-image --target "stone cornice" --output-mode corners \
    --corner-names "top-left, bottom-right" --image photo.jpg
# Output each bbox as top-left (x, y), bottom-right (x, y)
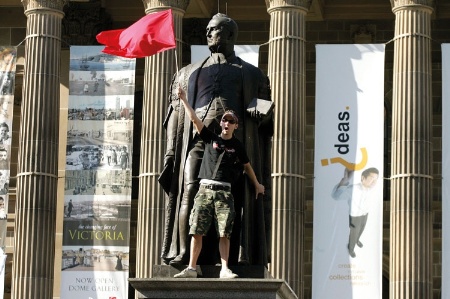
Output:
top-left (390, 0), bottom-right (435, 10)
top-left (142, 0), bottom-right (190, 13)
top-left (22, 0), bottom-right (67, 12)
top-left (265, 0), bottom-right (312, 11)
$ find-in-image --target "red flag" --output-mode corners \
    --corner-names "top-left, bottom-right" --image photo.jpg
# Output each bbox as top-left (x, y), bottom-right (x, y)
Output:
top-left (96, 9), bottom-right (176, 58)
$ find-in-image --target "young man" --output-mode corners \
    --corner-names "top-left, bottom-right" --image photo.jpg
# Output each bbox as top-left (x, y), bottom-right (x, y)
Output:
top-left (332, 167), bottom-right (379, 258)
top-left (174, 87), bottom-right (265, 279)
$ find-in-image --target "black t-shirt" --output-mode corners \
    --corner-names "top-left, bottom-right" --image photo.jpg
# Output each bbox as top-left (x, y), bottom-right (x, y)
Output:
top-left (198, 127), bottom-right (249, 184)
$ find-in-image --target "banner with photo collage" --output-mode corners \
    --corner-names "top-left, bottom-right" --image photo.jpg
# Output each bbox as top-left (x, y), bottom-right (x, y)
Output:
top-left (61, 46), bottom-right (135, 299)
top-left (312, 45), bottom-right (385, 299)
top-left (0, 46), bottom-right (16, 297)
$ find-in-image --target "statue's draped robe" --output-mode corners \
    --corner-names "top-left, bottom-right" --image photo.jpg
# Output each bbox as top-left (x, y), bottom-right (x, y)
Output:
top-left (159, 56), bottom-right (273, 266)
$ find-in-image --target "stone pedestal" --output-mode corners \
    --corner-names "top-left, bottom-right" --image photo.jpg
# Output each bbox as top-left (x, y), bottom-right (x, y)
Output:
top-left (130, 265), bottom-right (296, 299)
top-left (129, 278), bottom-right (297, 299)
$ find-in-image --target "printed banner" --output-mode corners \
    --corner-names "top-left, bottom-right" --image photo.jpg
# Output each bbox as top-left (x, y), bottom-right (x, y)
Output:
top-left (61, 46), bottom-right (135, 299)
top-left (312, 44), bottom-right (385, 299)
top-left (191, 45), bottom-right (260, 67)
top-left (442, 44), bottom-right (450, 299)
top-left (0, 46), bottom-right (16, 299)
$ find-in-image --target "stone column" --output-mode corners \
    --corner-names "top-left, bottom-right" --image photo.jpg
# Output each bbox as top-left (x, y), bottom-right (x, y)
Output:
top-left (135, 0), bottom-right (189, 280)
top-left (12, 0), bottom-right (67, 298)
top-left (390, 0), bottom-right (434, 298)
top-left (265, 0), bottom-right (311, 297)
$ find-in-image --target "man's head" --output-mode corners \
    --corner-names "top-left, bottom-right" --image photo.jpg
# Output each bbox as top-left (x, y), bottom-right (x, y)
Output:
top-left (206, 13), bottom-right (238, 54)
top-left (361, 167), bottom-right (379, 189)
top-left (220, 110), bottom-right (239, 138)
top-left (0, 122), bottom-right (9, 139)
top-left (0, 146), bottom-right (7, 161)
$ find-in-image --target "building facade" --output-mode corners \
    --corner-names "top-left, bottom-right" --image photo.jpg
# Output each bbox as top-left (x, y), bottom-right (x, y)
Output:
top-left (0, 0), bottom-right (447, 298)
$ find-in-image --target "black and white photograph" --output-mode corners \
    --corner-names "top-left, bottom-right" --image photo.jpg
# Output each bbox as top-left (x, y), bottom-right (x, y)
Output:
top-left (65, 144), bottom-right (132, 171)
top-left (61, 246), bottom-right (129, 272)
top-left (64, 169), bottom-right (131, 196)
top-left (69, 70), bottom-right (135, 96)
top-left (0, 95), bottom-right (13, 120)
top-left (67, 120), bottom-right (133, 146)
top-left (0, 145), bottom-right (10, 170)
top-left (68, 95), bottom-right (134, 121)
top-left (0, 170), bottom-right (9, 195)
top-left (69, 46), bottom-right (135, 72)
top-left (63, 196), bottom-right (130, 221)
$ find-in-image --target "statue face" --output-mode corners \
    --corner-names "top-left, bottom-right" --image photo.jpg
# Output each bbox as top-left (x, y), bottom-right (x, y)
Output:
top-left (206, 18), bottom-right (231, 53)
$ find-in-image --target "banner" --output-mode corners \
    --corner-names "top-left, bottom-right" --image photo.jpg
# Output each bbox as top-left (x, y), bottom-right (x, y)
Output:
top-left (0, 46), bottom-right (16, 299)
top-left (61, 46), bottom-right (135, 299)
top-left (191, 45), bottom-right (260, 67)
top-left (442, 44), bottom-right (450, 299)
top-left (312, 44), bottom-right (385, 299)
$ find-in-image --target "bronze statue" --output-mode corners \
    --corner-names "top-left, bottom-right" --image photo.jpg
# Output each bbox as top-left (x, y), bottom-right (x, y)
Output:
top-left (159, 13), bottom-right (273, 266)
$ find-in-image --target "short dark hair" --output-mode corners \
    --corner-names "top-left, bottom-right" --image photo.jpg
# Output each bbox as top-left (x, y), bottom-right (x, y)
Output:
top-left (362, 167), bottom-right (379, 178)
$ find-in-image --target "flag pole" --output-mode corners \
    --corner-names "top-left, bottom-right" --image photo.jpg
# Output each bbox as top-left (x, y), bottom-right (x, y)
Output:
top-left (174, 48), bottom-right (180, 79)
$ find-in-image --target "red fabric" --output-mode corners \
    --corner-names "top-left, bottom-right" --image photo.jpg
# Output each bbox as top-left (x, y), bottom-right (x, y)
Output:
top-left (96, 9), bottom-right (176, 58)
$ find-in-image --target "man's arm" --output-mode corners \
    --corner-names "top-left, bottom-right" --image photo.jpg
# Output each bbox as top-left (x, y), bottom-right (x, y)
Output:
top-left (177, 87), bottom-right (204, 133)
top-left (243, 162), bottom-right (265, 199)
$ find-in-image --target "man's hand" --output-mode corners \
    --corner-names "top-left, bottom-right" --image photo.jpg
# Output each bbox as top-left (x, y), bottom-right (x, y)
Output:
top-left (339, 168), bottom-right (354, 186)
top-left (255, 183), bottom-right (265, 199)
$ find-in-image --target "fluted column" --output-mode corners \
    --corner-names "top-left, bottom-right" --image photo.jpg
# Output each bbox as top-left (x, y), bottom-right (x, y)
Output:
top-left (12, 1), bottom-right (66, 298)
top-left (265, 0), bottom-right (310, 297)
top-left (390, 0), bottom-right (434, 298)
top-left (135, 0), bottom-right (189, 281)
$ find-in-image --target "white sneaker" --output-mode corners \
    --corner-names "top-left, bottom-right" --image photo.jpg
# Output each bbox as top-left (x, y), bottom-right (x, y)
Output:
top-left (174, 267), bottom-right (197, 278)
top-left (219, 268), bottom-right (238, 279)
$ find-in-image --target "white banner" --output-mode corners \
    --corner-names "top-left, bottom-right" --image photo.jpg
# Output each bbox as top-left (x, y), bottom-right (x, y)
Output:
top-left (61, 46), bottom-right (135, 299)
top-left (312, 44), bottom-right (385, 299)
top-left (191, 45), bottom-right (260, 67)
top-left (442, 44), bottom-right (450, 299)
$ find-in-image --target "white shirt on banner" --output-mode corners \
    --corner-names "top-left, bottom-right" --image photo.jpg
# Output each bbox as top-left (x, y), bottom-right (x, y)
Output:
top-left (332, 183), bottom-right (375, 216)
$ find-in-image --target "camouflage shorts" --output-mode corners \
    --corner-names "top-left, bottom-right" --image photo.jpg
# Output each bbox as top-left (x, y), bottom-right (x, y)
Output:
top-left (189, 187), bottom-right (235, 238)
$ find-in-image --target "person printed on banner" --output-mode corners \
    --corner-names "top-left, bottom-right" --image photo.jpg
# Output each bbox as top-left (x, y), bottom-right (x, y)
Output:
top-left (0, 197), bottom-right (6, 219)
top-left (0, 122), bottom-right (10, 145)
top-left (120, 146), bottom-right (129, 170)
top-left (331, 167), bottom-right (380, 258)
top-left (0, 146), bottom-right (8, 169)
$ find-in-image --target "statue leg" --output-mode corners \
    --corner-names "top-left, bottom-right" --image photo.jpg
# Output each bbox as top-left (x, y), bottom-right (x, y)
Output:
top-left (170, 139), bottom-right (203, 265)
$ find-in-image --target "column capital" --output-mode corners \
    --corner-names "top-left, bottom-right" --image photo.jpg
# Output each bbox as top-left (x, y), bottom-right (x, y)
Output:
top-left (390, 0), bottom-right (434, 11)
top-left (142, 0), bottom-right (190, 14)
top-left (265, 0), bottom-right (311, 12)
top-left (22, 0), bottom-right (67, 12)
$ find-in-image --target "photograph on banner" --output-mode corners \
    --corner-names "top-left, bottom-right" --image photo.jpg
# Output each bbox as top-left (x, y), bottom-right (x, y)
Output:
top-left (60, 246), bottom-right (129, 299)
top-left (0, 145), bottom-right (10, 170)
top-left (70, 46), bottom-right (136, 71)
top-left (0, 171), bottom-right (8, 195)
top-left (62, 197), bottom-right (130, 246)
top-left (0, 195), bottom-right (6, 220)
top-left (65, 144), bottom-right (132, 171)
top-left (0, 120), bottom-right (11, 145)
top-left (69, 70), bottom-right (135, 96)
top-left (67, 120), bottom-right (133, 145)
top-left (64, 170), bottom-right (131, 197)
top-left (61, 246), bottom-right (129, 272)
top-left (312, 44), bottom-right (385, 299)
top-left (68, 95), bottom-right (134, 121)
top-left (0, 95), bottom-right (13, 120)
top-left (0, 47), bottom-right (16, 73)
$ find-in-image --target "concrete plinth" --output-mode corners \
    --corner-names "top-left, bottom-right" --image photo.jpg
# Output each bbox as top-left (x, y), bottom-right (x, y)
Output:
top-left (129, 278), bottom-right (297, 299)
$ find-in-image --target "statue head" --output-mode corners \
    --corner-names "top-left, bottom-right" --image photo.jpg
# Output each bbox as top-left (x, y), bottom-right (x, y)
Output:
top-left (206, 13), bottom-right (238, 55)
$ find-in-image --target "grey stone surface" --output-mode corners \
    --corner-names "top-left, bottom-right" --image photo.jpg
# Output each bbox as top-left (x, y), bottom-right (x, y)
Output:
top-left (129, 277), bottom-right (297, 299)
